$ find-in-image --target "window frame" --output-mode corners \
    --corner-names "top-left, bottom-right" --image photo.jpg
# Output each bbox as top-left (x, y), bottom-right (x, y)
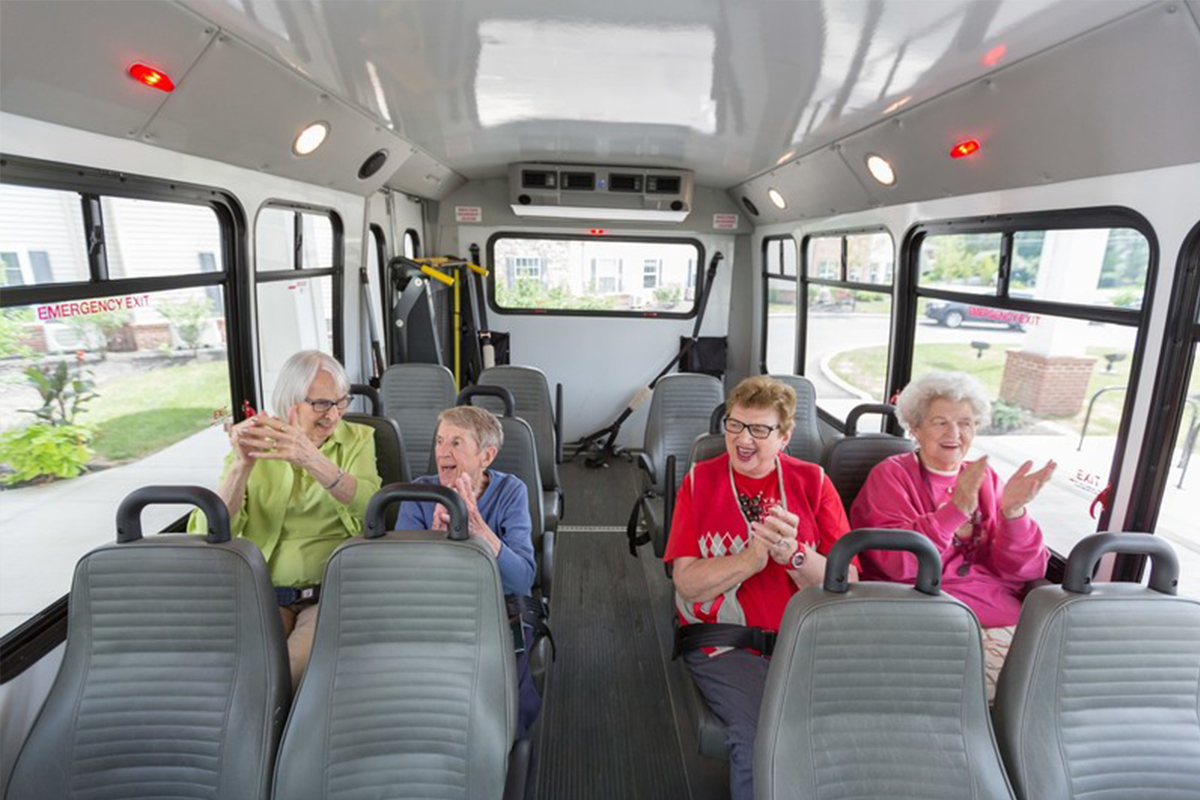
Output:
top-left (760, 234), bottom-right (799, 374)
top-left (797, 226), bottom-right (896, 425)
top-left (253, 200), bottom-right (344, 365)
top-left (0, 153), bottom-right (249, 681)
top-left (1121, 219), bottom-right (1200, 581)
top-left (485, 231), bottom-right (705, 319)
top-left (402, 228), bottom-right (421, 261)
top-left (893, 206), bottom-right (1160, 544)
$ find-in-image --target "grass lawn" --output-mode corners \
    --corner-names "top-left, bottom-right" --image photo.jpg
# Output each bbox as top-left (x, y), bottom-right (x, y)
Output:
top-left (80, 360), bottom-right (229, 462)
top-left (829, 343), bottom-right (1134, 435)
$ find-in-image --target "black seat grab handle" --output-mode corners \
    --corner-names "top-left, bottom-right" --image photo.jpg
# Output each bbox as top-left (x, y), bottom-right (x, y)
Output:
top-left (365, 482), bottom-right (469, 541)
top-left (1063, 532), bottom-right (1179, 596)
top-left (844, 403), bottom-right (899, 436)
top-left (824, 529), bottom-right (942, 596)
top-left (458, 385), bottom-right (516, 418)
top-left (117, 486), bottom-right (231, 544)
top-left (350, 383), bottom-right (382, 416)
top-left (709, 402), bottom-right (727, 435)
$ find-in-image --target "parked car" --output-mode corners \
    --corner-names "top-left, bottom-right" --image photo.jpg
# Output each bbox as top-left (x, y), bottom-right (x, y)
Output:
top-left (925, 299), bottom-right (1032, 330)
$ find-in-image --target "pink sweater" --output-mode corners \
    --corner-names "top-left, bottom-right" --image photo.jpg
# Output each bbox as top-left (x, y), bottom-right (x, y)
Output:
top-left (849, 452), bottom-right (1049, 627)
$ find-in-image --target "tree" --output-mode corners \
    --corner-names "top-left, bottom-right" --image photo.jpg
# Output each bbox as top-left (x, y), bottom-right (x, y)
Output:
top-left (157, 297), bottom-right (213, 355)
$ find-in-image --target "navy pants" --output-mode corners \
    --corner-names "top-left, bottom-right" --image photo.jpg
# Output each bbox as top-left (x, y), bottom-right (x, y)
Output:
top-left (684, 648), bottom-right (771, 800)
top-left (517, 624), bottom-right (542, 739)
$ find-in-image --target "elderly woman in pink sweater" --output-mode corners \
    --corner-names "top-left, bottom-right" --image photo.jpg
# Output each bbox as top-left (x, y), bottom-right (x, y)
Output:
top-left (850, 372), bottom-right (1055, 697)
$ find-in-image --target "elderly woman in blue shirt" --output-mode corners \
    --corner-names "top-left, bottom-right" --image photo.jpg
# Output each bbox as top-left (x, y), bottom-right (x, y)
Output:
top-left (397, 405), bottom-right (540, 734)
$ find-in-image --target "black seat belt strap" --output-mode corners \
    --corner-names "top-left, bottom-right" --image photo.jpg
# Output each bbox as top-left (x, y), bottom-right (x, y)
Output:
top-left (673, 621), bottom-right (777, 659)
top-left (506, 594), bottom-right (555, 661)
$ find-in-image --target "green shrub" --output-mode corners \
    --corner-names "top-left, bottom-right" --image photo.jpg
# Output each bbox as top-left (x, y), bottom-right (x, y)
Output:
top-left (21, 361), bottom-right (98, 425)
top-left (158, 297), bottom-right (213, 354)
top-left (0, 423), bottom-right (93, 485)
top-left (653, 285), bottom-right (681, 306)
top-left (988, 401), bottom-right (1028, 433)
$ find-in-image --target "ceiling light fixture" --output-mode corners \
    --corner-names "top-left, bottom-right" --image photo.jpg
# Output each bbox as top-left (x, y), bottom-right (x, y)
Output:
top-left (128, 63), bottom-right (175, 92)
top-left (950, 139), bottom-right (981, 159)
top-left (865, 154), bottom-right (896, 186)
top-left (293, 121), bottom-right (330, 156)
top-left (768, 188), bottom-right (787, 210)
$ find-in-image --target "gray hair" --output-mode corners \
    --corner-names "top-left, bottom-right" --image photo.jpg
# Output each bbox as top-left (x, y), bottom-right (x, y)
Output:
top-left (272, 350), bottom-right (350, 416)
top-left (437, 406), bottom-right (504, 452)
top-left (895, 371), bottom-right (992, 433)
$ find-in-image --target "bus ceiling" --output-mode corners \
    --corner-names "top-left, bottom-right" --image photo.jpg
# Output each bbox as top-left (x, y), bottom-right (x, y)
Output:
top-left (1, 1), bottom-right (1199, 215)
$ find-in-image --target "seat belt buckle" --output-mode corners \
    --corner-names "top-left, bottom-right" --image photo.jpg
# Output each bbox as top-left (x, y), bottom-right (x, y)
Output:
top-left (510, 617), bottom-right (527, 655)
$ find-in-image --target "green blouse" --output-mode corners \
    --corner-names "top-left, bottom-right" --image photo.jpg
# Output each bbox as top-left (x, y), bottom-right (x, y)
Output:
top-left (188, 420), bottom-right (381, 587)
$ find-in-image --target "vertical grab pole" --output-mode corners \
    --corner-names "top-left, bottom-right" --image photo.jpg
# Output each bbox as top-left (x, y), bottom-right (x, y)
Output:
top-left (453, 268), bottom-right (462, 391)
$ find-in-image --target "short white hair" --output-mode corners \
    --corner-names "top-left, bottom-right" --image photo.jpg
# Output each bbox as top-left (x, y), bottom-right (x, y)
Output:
top-left (437, 406), bottom-right (504, 452)
top-left (895, 371), bottom-right (992, 433)
top-left (272, 350), bottom-right (349, 416)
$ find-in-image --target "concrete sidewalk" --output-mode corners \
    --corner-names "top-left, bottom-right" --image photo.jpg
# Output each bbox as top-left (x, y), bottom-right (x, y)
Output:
top-left (0, 427), bottom-right (228, 637)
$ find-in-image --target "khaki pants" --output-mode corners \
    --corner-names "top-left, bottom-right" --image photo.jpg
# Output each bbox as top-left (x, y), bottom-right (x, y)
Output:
top-left (279, 602), bottom-right (320, 690)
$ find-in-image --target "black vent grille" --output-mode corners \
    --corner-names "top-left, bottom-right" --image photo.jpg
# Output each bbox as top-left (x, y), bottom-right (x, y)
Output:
top-left (646, 176), bottom-right (681, 194)
top-left (608, 173), bottom-right (644, 193)
top-left (522, 170), bottom-right (557, 189)
top-left (561, 172), bottom-right (596, 191)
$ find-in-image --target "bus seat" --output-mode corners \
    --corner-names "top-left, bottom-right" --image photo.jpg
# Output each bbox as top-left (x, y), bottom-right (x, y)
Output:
top-left (272, 485), bottom-right (526, 800)
top-left (655, 432), bottom-right (727, 559)
top-left (755, 529), bottom-right (1015, 800)
top-left (477, 365), bottom-right (564, 533)
top-left (446, 385), bottom-right (552, 599)
top-left (993, 533), bottom-right (1200, 800)
top-left (381, 363), bottom-right (456, 481)
top-left (343, 413), bottom-right (410, 485)
top-left (767, 374), bottom-right (823, 463)
top-left (6, 487), bottom-right (288, 800)
top-left (821, 403), bottom-right (914, 511)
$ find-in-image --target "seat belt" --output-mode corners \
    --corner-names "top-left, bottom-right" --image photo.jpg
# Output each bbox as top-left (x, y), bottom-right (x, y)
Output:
top-left (672, 620), bottom-right (777, 659)
top-left (506, 594), bottom-right (555, 661)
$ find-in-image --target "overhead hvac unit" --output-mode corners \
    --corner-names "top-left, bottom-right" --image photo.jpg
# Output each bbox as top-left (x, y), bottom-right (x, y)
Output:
top-left (509, 163), bottom-right (694, 222)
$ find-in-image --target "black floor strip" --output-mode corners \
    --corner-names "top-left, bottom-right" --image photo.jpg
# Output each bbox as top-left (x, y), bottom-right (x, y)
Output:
top-left (533, 530), bottom-right (692, 800)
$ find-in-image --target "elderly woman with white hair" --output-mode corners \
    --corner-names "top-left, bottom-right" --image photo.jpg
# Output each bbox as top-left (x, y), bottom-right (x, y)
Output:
top-left (850, 371), bottom-right (1054, 696)
top-left (189, 350), bottom-right (381, 688)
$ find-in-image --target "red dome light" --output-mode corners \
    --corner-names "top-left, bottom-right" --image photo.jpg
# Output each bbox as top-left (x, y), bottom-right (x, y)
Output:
top-left (128, 63), bottom-right (175, 92)
top-left (950, 140), bottom-right (981, 159)
top-left (589, 228), bottom-right (606, 235)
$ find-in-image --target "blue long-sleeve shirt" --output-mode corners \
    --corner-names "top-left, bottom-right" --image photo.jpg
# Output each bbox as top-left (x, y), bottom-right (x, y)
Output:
top-left (396, 470), bottom-right (536, 597)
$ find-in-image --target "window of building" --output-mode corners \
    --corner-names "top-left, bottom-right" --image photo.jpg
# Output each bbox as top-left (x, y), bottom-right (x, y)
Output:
top-left (488, 234), bottom-right (702, 317)
top-left (0, 162), bottom-right (242, 640)
top-left (800, 230), bottom-right (895, 421)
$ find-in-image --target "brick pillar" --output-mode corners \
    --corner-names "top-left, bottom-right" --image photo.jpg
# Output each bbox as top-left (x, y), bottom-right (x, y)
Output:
top-left (133, 322), bottom-right (172, 350)
top-left (1000, 350), bottom-right (1096, 417)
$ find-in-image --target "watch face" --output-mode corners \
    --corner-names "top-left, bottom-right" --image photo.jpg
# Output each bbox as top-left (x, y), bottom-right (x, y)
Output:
top-left (790, 549), bottom-right (806, 570)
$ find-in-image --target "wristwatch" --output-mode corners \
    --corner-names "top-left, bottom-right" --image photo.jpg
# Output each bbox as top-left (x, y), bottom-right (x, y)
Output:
top-left (789, 546), bottom-right (807, 571)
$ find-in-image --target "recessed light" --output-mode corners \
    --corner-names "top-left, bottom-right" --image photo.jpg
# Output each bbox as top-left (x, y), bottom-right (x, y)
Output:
top-left (775, 149), bottom-right (796, 165)
top-left (768, 188), bottom-right (787, 210)
top-left (293, 121), bottom-right (329, 156)
top-left (866, 154), bottom-right (896, 186)
top-left (882, 95), bottom-right (912, 115)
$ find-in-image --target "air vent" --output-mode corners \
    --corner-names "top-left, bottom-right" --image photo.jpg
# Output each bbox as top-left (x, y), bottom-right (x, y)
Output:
top-left (561, 171), bottom-right (596, 191)
top-left (646, 175), bottom-right (681, 194)
top-left (522, 170), bottom-right (557, 189)
top-left (609, 173), bottom-right (643, 193)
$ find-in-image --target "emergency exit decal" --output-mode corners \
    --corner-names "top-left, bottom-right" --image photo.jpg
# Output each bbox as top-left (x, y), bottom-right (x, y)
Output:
top-left (456, 206), bottom-right (483, 223)
top-left (36, 294), bottom-right (151, 320)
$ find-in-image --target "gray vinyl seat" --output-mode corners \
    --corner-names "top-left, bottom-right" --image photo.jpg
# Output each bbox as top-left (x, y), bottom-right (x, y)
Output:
top-left (381, 363), bottom-right (456, 481)
top-left (767, 373), bottom-right (823, 462)
top-left (822, 402), bottom-right (914, 511)
top-left (6, 486), bottom-right (289, 800)
top-left (348, 383), bottom-right (411, 485)
top-left (439, 385), bottom-right (552, 598)
top-left (755, 529), bottom-right (1015, 800)
top-left (272, 485), bottom-right (528, 800)
top-left (477, 365), bottom-right (563, 533)
top-left (993, 533), bottom-right (1200, 800)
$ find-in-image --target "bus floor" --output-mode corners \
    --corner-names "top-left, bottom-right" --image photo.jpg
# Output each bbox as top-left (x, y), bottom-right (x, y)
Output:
top-left (532, 456), bottom-right (729, 800)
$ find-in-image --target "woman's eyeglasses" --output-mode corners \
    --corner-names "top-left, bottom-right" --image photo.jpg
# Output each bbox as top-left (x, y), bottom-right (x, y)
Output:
top-left (723, 417), bottom-right (780, 440)
top-left (304, 396), bottom-right (351, 413)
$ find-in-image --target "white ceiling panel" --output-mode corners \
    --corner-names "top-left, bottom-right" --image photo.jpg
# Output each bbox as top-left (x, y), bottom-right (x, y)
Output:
top-left (140, 33), bottom-right (415, 195)
top-left (0, 0), bottom-right (215, 140)
top-left (386, 148), bottom-right (466, 201)
top-left (737, 144), bottom-right (875, 226)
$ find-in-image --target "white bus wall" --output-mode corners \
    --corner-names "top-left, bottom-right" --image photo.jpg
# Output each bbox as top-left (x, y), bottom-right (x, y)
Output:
top-left (0, 643), bottom-right (63, 787)
top-left (1, 112), bottom-right (375, 394)
top-left (443, 179), bottom-right (751, 447)
top-left (750, 159), bottom-right (1200, 533)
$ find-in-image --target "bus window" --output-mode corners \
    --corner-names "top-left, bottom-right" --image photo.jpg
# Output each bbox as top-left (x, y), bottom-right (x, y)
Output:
top-left (403, 228), bottom-right (420, 260)
top-left (254, 204), bottom-right (342, 404)
top-left (1161, 345), bottom-right (1200, 597)
top-left (890, 217), bottom-right (1154, 558)
top-left (0, 177), bottom-right (236, 637)
top-left (801, 230), bottom-right (894, 421)
top-left (0, 185), bottom-right (88, 285)
top-left (761, 236), bottom-right (797, 374)
top-left (487, 234), bottom-right (701, 317)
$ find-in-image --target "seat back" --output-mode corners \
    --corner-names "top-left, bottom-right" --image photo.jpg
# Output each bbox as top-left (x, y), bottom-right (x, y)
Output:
top-left (993, 533), bottom-right (1200, 800)
top-left (755, 529), bottom-right (1014, 800)
top-left (656, 433), bottom-right (726, 558)
top-left (767, 374), bottom-right (822, 462)
top-left (343, 414), bottom-right (410, 484)
top-left (7, 487), bottom-right (289, 800)
top-left (822, 403), bottom-right (914, 510)
top-left (477, 365), bottom-right (561, 495)
top-left (272, 485), bottom-right (517, 800)
top-left (644, 373), bottom-right (724, 495)
top-left (381, 363), bottom-right (456, 480)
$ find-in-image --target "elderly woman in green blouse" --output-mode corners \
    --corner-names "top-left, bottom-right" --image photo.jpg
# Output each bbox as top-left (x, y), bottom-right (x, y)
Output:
top-left (189, 350), bottom-right (381, 688)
